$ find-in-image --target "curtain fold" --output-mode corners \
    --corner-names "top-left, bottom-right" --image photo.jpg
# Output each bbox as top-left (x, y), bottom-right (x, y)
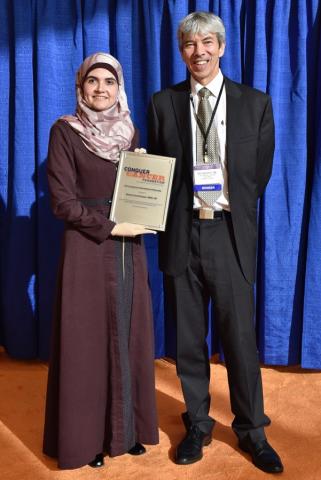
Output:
top-left (0, 0), bottom-right (320, 367)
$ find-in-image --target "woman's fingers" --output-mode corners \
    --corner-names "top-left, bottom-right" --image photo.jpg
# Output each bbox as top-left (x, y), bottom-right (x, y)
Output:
top-left (136, 227), bottom-right (157, 235)
top-left (111, 223), bottom-right (156, 237)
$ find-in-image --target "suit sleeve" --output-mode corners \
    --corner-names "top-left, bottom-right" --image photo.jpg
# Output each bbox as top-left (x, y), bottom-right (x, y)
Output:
top-left (47, 122), bottom-right (115, 243)
top-left (257, 96), bottom-right (275, 198)
top-left (147, 95), bottom-right (161, 155)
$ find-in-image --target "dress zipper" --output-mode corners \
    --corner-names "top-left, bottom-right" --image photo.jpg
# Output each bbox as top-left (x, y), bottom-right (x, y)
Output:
top-left (122, 236), bottom-right (125, 280)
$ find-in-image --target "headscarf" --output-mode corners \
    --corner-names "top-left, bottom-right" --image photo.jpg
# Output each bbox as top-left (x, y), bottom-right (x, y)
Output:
top-left (61, 52), bottom-right (134, 162)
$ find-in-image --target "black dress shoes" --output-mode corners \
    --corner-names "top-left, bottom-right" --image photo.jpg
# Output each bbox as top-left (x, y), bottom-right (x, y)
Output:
top-left (128, 442), bottom-right (146, 455)
top-left (88, 453), bottom-right (104, 468)
top-left (175, 425), bottom-right (212, 465)
top-left (239, 437), bottom-right (284, 474)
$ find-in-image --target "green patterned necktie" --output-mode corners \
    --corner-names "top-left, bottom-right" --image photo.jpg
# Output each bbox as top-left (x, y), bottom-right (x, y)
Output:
top-left (196, 87), bottom-right (221, 207)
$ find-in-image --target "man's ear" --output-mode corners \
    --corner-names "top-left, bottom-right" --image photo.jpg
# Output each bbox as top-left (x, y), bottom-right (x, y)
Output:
top-left (218, 42), bottom-right (226, 58)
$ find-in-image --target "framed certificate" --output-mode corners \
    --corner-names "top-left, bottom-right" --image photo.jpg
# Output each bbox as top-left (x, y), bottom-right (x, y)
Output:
top-left (110, 151), bottom-right (176, 231)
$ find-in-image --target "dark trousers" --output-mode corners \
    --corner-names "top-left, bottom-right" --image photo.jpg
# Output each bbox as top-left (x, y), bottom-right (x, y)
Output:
top-left (165, 212), bottom-right (269, 442)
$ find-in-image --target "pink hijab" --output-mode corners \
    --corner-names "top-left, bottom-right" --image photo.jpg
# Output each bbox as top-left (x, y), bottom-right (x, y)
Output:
top-left (61, 52), bottom-right (134, 163)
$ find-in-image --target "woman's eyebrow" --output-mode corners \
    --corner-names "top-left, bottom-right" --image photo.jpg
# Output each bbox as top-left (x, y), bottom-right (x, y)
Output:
top-left (86, 75), bottom-right (116, 81)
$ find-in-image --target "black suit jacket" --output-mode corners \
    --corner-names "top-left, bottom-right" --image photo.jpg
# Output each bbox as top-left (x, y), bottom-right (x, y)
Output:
top-left (147, 77), bottom-right (274, 284)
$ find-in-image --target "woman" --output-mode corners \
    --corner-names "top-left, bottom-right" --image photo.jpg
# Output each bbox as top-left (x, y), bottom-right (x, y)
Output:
top-left (43, 52), bottom-right (159, 470)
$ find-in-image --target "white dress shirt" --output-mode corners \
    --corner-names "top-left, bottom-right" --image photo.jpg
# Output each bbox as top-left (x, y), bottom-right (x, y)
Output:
top-left (190, 69), bottom-right (230, 211)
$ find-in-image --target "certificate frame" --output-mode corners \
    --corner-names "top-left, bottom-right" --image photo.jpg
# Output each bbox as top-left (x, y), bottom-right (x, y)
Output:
top-left (110, 151), bottom-right (176, 231)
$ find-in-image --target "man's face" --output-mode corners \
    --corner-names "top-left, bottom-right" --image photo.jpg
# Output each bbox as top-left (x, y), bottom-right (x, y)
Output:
top-left (181, 32), bottom-right (225, 85)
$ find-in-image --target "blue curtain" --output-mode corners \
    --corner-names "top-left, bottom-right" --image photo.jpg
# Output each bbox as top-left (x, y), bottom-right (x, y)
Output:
top-left (0, 0), bottom-right (320, 367)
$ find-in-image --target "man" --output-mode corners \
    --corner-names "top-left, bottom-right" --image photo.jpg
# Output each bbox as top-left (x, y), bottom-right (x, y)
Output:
top-left (148, 11), bottom-right (283, 474)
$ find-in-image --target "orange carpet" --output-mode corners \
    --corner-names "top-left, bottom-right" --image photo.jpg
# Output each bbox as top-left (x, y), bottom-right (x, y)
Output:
top-left (1, 347), bottom-right (321, 479)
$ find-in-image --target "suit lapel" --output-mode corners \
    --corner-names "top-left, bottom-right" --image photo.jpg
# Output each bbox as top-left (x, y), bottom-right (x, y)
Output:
top-left (170, 81), bottom-right (193, 178)
top-left (224, 77), bottom-right (244, 191)
top-left (225, 77), bottom-right (242, 147)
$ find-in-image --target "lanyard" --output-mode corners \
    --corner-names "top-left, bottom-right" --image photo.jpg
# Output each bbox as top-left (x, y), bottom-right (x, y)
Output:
top-left (190, 79), bottom-right (225, 162)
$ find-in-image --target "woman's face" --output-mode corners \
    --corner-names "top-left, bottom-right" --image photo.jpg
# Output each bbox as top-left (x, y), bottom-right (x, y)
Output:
top-left (82, 68), bottom-right (119, 111)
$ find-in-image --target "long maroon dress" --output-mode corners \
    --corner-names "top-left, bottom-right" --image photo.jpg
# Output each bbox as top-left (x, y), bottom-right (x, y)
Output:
top-left (43, 120), bottom-right (159, 469)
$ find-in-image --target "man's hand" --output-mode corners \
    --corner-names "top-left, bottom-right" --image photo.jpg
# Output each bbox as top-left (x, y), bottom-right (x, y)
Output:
top-left (111, 222), bottom-right (156, 237)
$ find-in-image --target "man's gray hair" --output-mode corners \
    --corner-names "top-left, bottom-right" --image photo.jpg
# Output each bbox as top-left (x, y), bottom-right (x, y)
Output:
top-left (177, 11), bottom-right (226, 50)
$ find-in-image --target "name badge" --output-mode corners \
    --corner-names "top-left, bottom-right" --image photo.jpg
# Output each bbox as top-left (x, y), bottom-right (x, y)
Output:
top-left (193, 163), bottom-right (223, 192)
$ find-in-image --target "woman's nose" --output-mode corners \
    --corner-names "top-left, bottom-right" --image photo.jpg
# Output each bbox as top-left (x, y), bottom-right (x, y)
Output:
top-left (96, 81), bottom-right (105, 91)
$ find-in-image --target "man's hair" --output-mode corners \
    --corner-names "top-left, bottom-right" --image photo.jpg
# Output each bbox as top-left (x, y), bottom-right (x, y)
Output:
top-left (177, 11), bottom-right (226, 50)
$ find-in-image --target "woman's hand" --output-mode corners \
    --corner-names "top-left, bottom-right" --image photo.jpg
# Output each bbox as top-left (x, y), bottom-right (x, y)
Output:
top-left (134, 148), bottom-right (147, 154)
top-left (111, 222), bottom-right (156, 237)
